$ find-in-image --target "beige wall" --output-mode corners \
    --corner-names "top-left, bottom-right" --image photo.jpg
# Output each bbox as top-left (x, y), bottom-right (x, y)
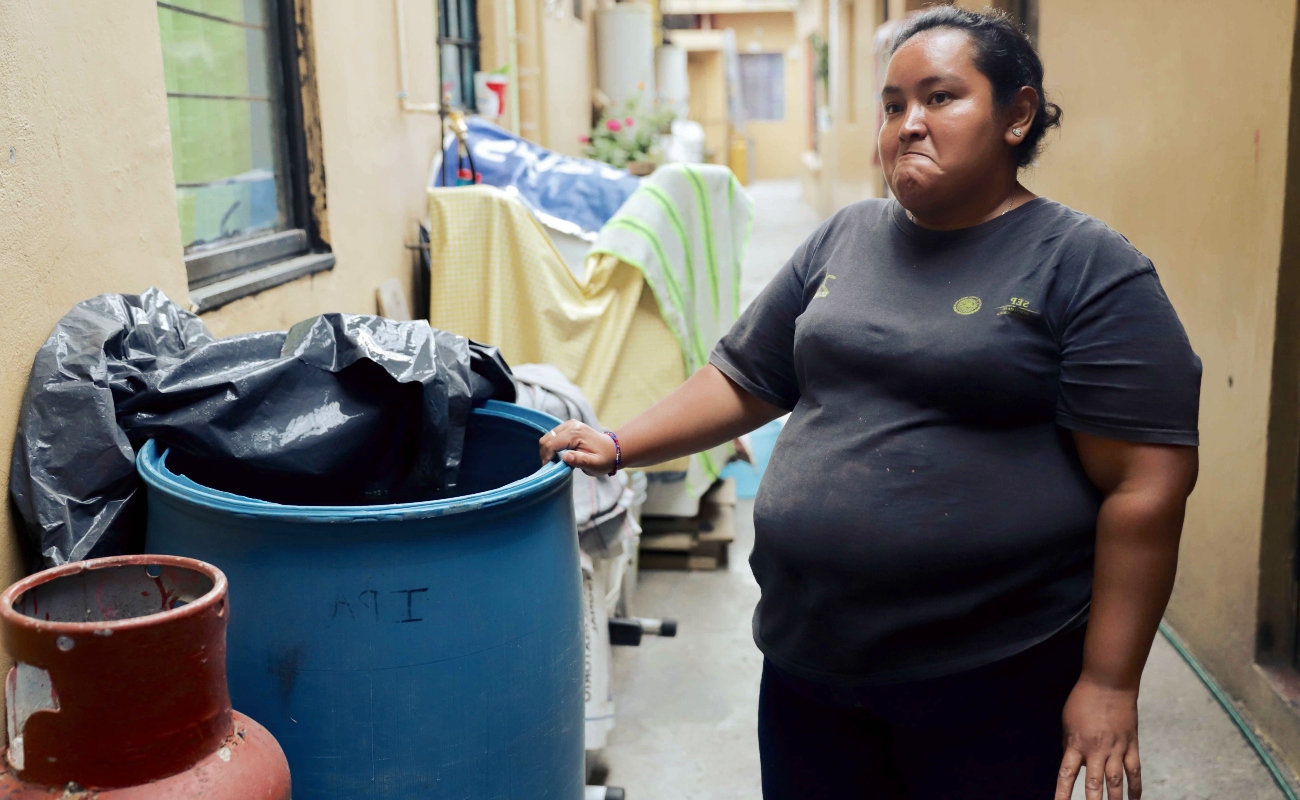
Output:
top-left (477, 0), bottom-right (514, 127)
top-left (500, 0), bottom-right (597, 155)
top-left (0, 1), bottom-right (192, 606)
top-left (724, 12), bottom-right (805, 180)
top-left (823, 0), bottom-right (882, 206)
top-left (1029, 0), bottom-right (1300, 770)
top-left (541, 0), bottom-right (597, 157)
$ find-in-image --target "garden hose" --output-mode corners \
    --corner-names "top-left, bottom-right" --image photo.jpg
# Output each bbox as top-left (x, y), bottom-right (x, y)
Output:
top-left (1158, 622), bottom-right (1299, 800)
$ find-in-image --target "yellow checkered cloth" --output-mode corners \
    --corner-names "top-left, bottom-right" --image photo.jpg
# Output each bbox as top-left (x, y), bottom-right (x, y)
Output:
top-left (427, 186), bottom-right (693, 470)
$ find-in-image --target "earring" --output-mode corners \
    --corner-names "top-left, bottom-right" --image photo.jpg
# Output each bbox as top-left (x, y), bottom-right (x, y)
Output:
top-left (1013, 128), bottom-right (1024, 137)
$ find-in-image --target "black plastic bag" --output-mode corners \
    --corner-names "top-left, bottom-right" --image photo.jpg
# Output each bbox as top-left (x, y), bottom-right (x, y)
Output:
top-left (10, 289), bottom-right (515, 568)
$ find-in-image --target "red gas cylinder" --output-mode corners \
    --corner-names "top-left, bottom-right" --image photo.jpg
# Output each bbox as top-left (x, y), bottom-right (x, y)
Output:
top-left (0, 555), bottom-right (291, 799)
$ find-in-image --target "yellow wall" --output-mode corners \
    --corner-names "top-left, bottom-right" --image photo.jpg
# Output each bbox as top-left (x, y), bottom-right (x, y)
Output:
top-left (798, 0), bottom-right (885, 215)
top-left (686, 48), bottom-right (729, 164)
top-left (1028, 0), bottom-right (1300, 769)
top-left (723, 12), bottom-right (805, 180)
top-left (0, 1), bottom-right (192, 602)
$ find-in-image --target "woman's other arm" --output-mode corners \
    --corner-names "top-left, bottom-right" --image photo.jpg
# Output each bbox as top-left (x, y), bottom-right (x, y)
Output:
top-left (538, 364), bottom-right (786, 476)
top-left (1055, 432), bottom-right (1199, 800)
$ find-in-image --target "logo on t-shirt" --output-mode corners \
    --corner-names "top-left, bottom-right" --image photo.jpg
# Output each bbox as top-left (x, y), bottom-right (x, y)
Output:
top-left (953, 296), bottom-right (982, 315)
top-left (814, 275), bottom-right (836, 299)
top-left (998, 297), bottom-right (1040, 318)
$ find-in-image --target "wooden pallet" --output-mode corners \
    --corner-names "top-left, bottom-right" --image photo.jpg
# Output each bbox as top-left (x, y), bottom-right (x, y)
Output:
top-left (638, 479), bottom-right (736, 571)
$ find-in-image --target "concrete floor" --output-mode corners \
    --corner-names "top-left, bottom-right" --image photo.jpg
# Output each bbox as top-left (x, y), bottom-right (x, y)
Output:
top-left (736, 180), bottom-right (824, 311)
top-left (601, 181), bottom-right (1292, 800)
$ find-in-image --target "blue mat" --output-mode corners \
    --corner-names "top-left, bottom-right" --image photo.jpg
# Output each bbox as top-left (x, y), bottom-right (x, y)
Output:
top-left (719, 418), bottom-right (784, 499)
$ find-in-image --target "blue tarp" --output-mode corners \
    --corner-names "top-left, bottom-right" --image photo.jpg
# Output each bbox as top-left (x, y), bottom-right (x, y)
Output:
top-left (430, 118), bottom-right (641, 241)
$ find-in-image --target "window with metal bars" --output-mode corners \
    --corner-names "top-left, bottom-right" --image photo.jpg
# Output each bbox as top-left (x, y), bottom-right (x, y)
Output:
top-left (156, 0), bottom-right (332, 310)
top-left (438, 0), bottom-right (481, 111)
top-left (739, 53), bottom-right (787, 122)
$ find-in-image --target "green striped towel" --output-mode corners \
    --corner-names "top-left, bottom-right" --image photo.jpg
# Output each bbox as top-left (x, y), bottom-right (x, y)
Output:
top-left (590, 164), bottom-right (754, 483)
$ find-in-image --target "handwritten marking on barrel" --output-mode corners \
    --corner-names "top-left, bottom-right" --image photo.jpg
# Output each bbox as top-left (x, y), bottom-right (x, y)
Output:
top-left (332, 587), bottom-right (432, 623)
top-left (358, 589), bottom-right (379, 622)
top-left (332, 593), bottom-right (354, 619)
top-left (392, 588), bottom-right (429, 623)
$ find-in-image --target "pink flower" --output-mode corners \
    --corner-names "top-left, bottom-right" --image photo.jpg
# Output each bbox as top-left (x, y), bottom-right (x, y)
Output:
top-left (624, 117), bottom-right (635, 127)
top-left (579, 134), bottom-right (590, 144)
top-left (606, 119), bottom-right (623, 133)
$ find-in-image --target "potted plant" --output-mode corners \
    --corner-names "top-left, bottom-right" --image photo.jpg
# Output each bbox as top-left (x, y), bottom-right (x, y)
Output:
top-left (582, 92), bottom-right (677, 175)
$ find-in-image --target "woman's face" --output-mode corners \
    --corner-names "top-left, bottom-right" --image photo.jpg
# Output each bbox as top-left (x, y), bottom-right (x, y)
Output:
top-left (879, 29), bottom-right (1017, 215)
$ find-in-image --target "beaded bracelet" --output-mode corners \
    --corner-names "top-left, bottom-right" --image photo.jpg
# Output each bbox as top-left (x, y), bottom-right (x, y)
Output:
top-left (604, 431), bottom-right (622, 477)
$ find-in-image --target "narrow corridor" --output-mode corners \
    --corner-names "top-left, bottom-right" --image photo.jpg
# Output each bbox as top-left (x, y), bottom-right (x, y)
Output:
top-left (602, 181), bottom-right (1289, 800)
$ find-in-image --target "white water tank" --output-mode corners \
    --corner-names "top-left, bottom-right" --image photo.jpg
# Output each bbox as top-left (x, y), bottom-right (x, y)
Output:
top-left (655, 43), bottom-right (689, 118)
top-left (596, 4), bottom-right (655, 109)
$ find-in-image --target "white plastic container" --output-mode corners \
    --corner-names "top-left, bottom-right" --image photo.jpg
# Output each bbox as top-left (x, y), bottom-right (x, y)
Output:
top-left (474, 71), bottom-right (508, 119)
top-left (596, 4), bottom-right (655, 109)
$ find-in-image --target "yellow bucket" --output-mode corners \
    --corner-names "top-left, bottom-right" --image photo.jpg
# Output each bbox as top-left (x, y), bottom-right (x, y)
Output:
top-left (728, 138), bottom-right (750, 186)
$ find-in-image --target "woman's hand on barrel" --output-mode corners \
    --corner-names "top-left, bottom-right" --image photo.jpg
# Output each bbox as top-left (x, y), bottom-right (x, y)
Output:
top-left (539, 420), bottom-right (618, 477)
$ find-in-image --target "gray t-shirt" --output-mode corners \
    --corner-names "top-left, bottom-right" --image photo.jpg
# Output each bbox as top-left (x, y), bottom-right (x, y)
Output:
top-left (710, 197), bottom-right (1201, 685)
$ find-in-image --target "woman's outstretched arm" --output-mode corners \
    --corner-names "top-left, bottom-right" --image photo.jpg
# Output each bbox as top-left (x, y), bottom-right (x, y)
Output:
top-left (538, 364), bottom-right (787, 476)
top-left (1055, 432), bottom-right (1199, 800)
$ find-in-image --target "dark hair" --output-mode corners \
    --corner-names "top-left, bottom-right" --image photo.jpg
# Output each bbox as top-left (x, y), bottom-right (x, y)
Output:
top-left (890, 6), bottom-right (1062, 169)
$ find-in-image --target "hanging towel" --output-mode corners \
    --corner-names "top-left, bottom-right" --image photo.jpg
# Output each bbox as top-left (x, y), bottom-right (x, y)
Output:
top-left (589, 164), bottom-right (752, 483)
top-left (590, 163), bottom-right (754, 374)
top-left (427, 185), bottom-right (704, 479)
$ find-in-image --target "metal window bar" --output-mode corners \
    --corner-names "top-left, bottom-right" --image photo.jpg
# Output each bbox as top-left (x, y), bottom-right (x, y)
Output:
top-left (166, 92), bottom-right (272, 102)
top-left (436, 0), bottom-right (480, 111)
top-left (156, 2), bottom-right (268, 30)
top-left (160, 0), bottom-right (295, 251)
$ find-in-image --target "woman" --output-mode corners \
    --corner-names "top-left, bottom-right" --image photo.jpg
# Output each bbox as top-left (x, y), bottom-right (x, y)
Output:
top-left (541, 8), bottom-right (1199, 800)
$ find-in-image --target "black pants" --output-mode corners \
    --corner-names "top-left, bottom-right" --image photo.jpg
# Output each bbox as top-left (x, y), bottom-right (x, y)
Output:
top-left (758, 624), bottom-right (1086, 800)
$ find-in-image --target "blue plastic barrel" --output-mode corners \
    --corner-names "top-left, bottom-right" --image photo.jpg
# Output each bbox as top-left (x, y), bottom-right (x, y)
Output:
top-left (138, 401), bottom-right (583, 800)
